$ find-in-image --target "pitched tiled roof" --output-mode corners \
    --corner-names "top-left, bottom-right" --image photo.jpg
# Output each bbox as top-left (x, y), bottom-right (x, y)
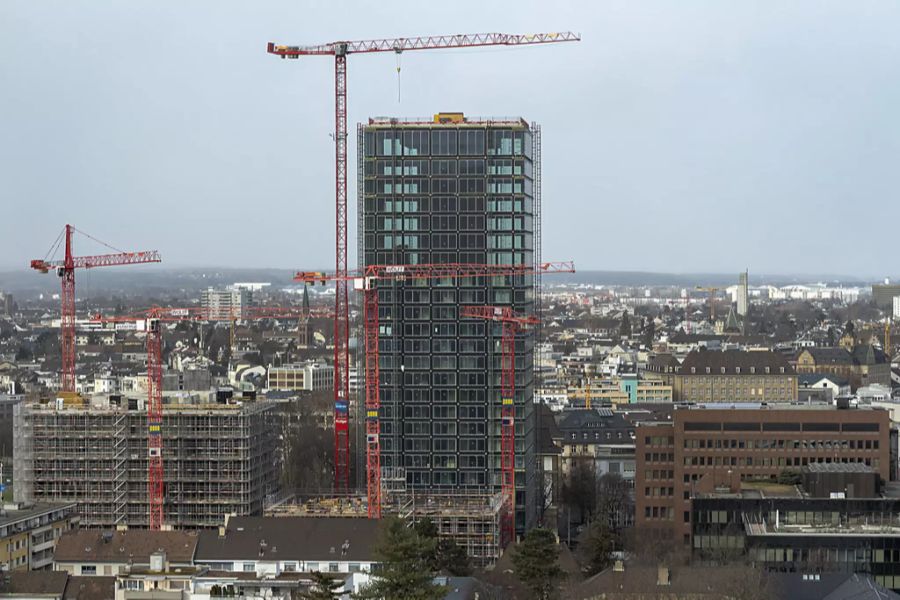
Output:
top-left (680, 350), bottom-right (795, 375)
top-left (195, 517), bottom-right (379, 563)
top-left (54, 530), bottom-right (199, 564)
top-left (803, 347), bottom-right (854, 365)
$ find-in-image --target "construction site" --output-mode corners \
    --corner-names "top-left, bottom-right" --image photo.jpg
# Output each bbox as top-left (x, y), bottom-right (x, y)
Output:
top-left (267, 484), bottom-right (506, 567)
top-left (13, 396), bottom-right (278, 529)
top-left (18, 32), bottom-right (578, 569)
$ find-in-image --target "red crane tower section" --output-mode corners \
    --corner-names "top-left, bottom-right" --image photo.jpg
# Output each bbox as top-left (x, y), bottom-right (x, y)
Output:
top-left (267, 31), bottom-right (580, 491)
top-left (460, 306), bottom-right (539, 545)
top-left (91, 305), bottom-right (330, 530)
top-left (30, 224), bottom-right (161, 392)
top-left (296, 261), bottom-right (575, 519)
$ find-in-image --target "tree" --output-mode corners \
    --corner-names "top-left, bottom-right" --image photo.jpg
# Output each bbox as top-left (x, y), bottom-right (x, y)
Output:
top-left (580, 519), bottom-right (616, 575)
top-left (354, 517), bottom-right (445, 600)
top-left (511, 528), bottom-right (565, 600)
top-left (414, 518), bottom-right (472, 576)
top-left (641, 319), bottom-right (655, 348)
top-left (298, 571), bottom-right (343, 600)
top-left (619, 311), bottom-right (632, 339)
top-left (561, 460), bottom-right (597, 526)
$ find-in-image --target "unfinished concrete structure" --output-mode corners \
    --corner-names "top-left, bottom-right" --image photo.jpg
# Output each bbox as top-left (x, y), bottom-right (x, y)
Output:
top-left (14, 397), bottom-right (278, 528)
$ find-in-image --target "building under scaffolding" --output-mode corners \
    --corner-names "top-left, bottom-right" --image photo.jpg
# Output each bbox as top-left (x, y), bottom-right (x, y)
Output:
top-left (267, 475), bottom-right (504, 567)
top-left (13, 396), bottom-right (278, 529)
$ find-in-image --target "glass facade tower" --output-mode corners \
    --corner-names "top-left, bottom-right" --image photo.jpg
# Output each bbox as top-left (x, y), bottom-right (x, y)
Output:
top-left (358, 115), bottom-right (539, 532)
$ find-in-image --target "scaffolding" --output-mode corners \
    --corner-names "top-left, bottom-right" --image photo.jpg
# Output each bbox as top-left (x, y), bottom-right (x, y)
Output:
top-left (13, 399), bottom-right (279, 529)
top-left (397, 489), bottom-right (505, 567)
top-left (267, 485), bottom-right (505, 568)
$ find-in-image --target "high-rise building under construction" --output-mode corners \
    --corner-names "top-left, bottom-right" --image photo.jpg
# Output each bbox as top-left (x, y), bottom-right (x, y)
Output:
top-left (358, 114), bottom-right (541, 533)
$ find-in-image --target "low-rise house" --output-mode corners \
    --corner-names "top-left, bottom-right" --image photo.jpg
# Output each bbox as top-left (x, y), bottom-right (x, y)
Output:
top-left (53, 530), bottom-right (199, 577)
top-left (194, 516), bottom-right (379, 577)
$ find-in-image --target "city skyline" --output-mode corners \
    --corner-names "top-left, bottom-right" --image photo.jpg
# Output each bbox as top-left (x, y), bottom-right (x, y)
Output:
top-left (3, 1), bottom-right (900, 275)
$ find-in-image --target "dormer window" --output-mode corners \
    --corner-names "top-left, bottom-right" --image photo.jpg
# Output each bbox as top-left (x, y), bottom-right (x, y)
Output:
top-left (780, 367), bottom-right (785, 374)
top-left (691, 367), bottom-right (696, 374)
top-left (735, 367), bottom-right (741, 374)
top-left (721, 367), bottom-right (726, 374)
top-left (705, 367), bottom-right (711, 374)
top-left (765, 367), bottom-right (770, 374)
top-left (750, 367), bottom-right (756, 374)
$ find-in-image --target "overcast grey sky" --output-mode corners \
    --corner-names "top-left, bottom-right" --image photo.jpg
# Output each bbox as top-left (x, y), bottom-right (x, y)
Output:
top-left (2, 1), bottom-right (898, 276)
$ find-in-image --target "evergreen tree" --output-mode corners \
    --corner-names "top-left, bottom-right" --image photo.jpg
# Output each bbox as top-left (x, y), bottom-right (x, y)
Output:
top-left (512, 528), bottom-right (565, 600)
top-left (354, 517), bottom-right (445, 600)
top-left (414, 517), bottom-right (472, 576)
top-left (580, 519), bottom-right (616, 576)
top-left (298, 571), bottom-right (343, 600)
top-left (619, 311), bottom-right (632, 339)
top-left (641, 319), bottom-right (655, 348)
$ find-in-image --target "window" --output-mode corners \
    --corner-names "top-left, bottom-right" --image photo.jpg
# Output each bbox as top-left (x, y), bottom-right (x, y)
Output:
top-left (81, 566), bottom-right (97, 575)
top-left (431, 130), bottom-right (457, 155)
top-left (243, 562), bottom-right (255, 572)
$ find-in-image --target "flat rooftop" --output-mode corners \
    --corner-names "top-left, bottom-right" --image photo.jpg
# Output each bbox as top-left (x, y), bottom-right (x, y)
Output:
top-left (677, 402), bottom-right (884, 411)
top-left (0, 502), bottom-right (75, 527)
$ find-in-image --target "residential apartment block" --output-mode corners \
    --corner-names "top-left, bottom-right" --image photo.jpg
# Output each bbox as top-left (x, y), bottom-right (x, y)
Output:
top-left (200, 287), bottom-right (254, 321)
top-left (0, 502), bottom-right (77, 571)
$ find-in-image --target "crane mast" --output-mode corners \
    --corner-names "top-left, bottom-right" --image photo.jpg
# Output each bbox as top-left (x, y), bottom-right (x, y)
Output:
top-left (459, 306), bottom-right (539, 545)
top-left (268, 30), bottom-right (580, 492)
top-left (296, 261), bottom-right (574, 520)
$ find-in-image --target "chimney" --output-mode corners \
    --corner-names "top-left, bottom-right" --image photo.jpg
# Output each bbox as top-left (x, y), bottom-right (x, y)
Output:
top-left (657, 566), bottom-right (670, 586)
top-left (218, 525), bottom-right (226, 538)
top-left (613, 560), bottom-right (625, 572)
top-left (150, 550), bottom-right (166, 572)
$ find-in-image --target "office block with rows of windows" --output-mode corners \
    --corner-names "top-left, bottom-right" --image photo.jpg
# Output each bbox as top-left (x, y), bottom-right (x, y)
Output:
top-left (359, 114), bottom-right (540, 532)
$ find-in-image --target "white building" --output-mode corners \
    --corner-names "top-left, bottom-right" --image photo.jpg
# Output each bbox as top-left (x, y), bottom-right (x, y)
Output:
top-left (200, 287), bottom-right (254, 321)
top-left (267, 362), bottom-right (334, 392)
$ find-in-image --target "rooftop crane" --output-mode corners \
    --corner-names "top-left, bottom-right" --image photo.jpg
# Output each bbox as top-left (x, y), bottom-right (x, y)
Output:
top-left (267, 31), bottom-right (580, 491)
top-left (296, 261), bottom-right (575, 520)
top-left (459, 306), bottom-right (538, 545)
top-left (90, 305), bottom-right (329, 530)
top-left (30, 224), bottom-right (161, 392)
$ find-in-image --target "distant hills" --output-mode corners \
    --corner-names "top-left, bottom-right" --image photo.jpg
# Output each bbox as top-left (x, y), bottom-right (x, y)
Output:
top-left (0, 267), bottom-right (880, 298)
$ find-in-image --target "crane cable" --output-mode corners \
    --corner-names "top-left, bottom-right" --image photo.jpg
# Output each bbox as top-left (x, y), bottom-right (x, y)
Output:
top-left (395, 49), bottom-right (402, 104)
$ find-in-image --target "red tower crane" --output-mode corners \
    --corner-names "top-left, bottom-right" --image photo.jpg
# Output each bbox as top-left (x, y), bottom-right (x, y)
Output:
top-left (267, 31), bottom-right (580, 491)
top-left (296, 261), bottom-right (575, 519)
top-left (30, 224), bottom-right (161, 392)
top-left (459, 305), bottom-right (538, 545)
top-left (91, 305), bottom-right (329, 530)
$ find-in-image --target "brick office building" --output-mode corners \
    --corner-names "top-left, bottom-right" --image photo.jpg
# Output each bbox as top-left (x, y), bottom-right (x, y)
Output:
top-left (635, 403), bottom-right (891, 544)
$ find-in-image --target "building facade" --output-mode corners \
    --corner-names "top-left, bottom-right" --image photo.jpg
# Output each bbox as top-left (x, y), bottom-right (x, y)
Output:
top-left (796, 345), bottom-right (890, 392)
top-left (673, 350), bottom-right (797, 403)
top-left (635, 404), bottom-right (891, 544)
top-left (0, 502), bottom-right (77, 571)
top-left (267, 362), bottom-right (334, 392)
top-left (200, 287), bottom-right (254, 321)
top-left (359, 114), bottom-right (540, 532)
top-left (14, 399), bottom-right (278, 528)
